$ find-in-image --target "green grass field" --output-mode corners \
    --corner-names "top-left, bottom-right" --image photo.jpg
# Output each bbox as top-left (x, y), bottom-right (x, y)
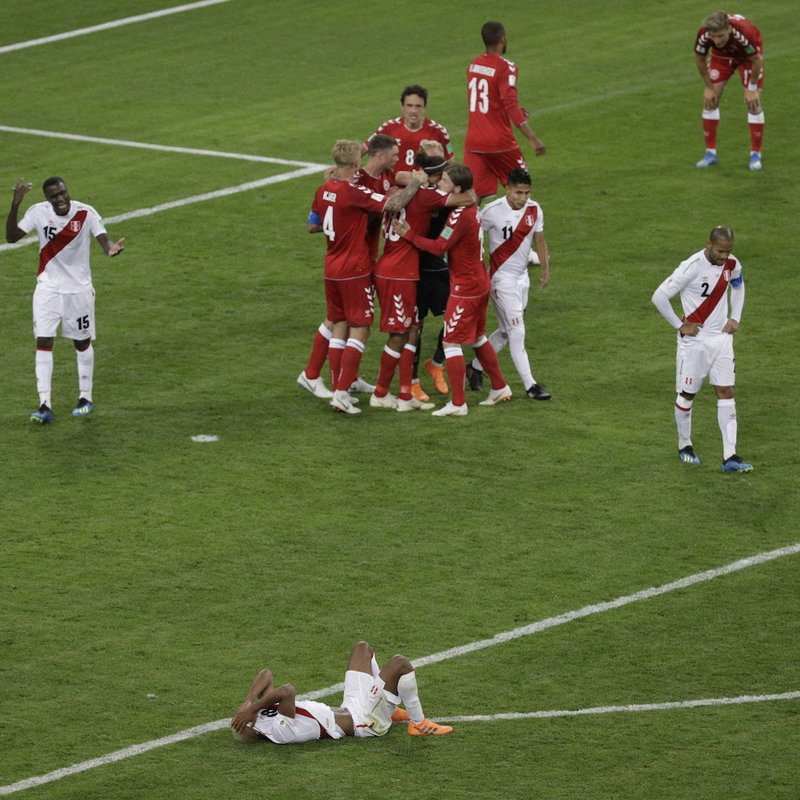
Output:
top-left (2, 1), bottom-right (799, 798)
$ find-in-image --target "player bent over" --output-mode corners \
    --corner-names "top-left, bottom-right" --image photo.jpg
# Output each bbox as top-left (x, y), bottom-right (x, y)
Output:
top-left (6, 177), bottom-right (124, 424)
top-left (466, 168), bottom-right (551, 401)
top-left (694, 12), bottom-right (765, 171)
top-left (651, 226), bottom-right (752, 472)
top-left (395, 163), bottom-right (511, 416)
top-left (231, 640), bottom-right (452, 743)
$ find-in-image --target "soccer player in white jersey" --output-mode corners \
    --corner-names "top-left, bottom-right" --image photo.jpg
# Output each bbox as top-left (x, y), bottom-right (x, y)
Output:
top-left (230, 640), bottom-right (452, 743)
top-left (651, 226), bottom-right (752, 472)
top-left (6, 177), bottom-right (124, 424)
top-left (466, 169), bottom-right (551, 400)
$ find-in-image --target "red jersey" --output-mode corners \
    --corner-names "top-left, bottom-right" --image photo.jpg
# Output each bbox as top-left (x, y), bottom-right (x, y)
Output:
top-left (695, 14), bottom-right (762, 61)
top-left (376, 187), bottom-right (451, 280)
top-left (406, 205), bottom-right (488, 297)
top-left (354, 168), bottom-right (393, 264)
top-left (311, 179), bottom-right (387, 280)
top-left (369, 118), bottom-right (454, 176)
top-left (465, 53), bottom-right (527, 153)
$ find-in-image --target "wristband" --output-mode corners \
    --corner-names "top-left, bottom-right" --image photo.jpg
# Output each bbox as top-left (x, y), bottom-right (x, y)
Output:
top-left (747, 81), bottom-right (758, 92)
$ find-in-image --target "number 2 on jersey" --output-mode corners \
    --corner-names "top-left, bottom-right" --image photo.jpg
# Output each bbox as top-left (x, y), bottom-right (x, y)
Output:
top-left (468, 77), bottom-right (490, 114)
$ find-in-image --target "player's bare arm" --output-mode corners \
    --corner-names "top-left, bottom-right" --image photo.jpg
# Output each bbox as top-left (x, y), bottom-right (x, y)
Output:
top-left (231, 682), bottom-right (297, 732)
top-left (695, 53), bottom-right (722, 110)
top-left (383, 170), bottom-right (427, 214)
top-left (445, 188), bottom-right (478, 208)
top-left (518, 119), bottom-right (546, 156)
top-left (6, 180), bottom-right (32, 243)
top-left (96, 233), bottom-right (125, 257)
top-left (743, 53), bottom-right (763, 113)
top-left (533, 231), bottom-right (550, 288)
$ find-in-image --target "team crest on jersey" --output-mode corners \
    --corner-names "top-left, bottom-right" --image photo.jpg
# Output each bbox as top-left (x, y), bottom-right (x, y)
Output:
top-left (68, 220), bottom-right (83, 233)
top-left (525, 215), bottom-right (534, 226)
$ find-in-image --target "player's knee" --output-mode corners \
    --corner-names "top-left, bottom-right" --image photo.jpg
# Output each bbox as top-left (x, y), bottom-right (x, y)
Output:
top-left (73, 337), bottom-right (91, 352)
top-left (389, 654), bottom-right (413, 673)
top-left (508, 324), bottom-right (526, 342)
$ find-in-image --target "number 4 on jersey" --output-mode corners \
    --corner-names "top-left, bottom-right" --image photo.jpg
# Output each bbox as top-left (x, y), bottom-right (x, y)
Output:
top-left (322, 206), bottom-right (335, 242)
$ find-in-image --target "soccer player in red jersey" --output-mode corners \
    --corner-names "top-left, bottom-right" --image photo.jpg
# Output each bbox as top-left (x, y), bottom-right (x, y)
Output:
top-left (464, 21), bottom-right (546, 200)
top-left (694, 12), bottom-right (765, 171)
top-left (368, 85), bottom-right (454, 179)
top-left (307, 140), bottom-right (425, 415)
top-left (394, 164), bottom-right (511, 417)
top-left (370, 150), bottom-right (476, 413)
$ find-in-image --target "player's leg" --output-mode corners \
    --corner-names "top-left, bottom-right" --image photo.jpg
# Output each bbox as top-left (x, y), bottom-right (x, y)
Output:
top-left (30, 287), bottom-right (60, 423)
top-left (298, 320), bottom-right (334, 399)
top-left (711, 338), bottom-right (752, 471)
top-left (697, 59), bottom-right (730, 167)
top-left (60, 289), bottom-right (96, 416)
top-left (372, 278), bottom-right (402, 405)
top-left (332, 278), bottom-right (373, 413)
top-left (675, 339), bottom-right (708, 464)
top-left (740, 63), bottom-right (764, 170)
top-left (421, 270), bottom-right (451, 396)
top-left (464, 151), bottom-right (498, 202)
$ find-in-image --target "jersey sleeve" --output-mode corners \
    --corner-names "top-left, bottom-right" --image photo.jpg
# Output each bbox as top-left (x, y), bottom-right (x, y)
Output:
top-left (533, 203), bottom-right (544, 232)
top-left (694, 28), bottom-right (710, 55)
top-left (498, 60), bottom-right (527, 128)
top-left (407, 209), bottom-right (466, 256)
top-left (17, 205), bottom-right (38, 234)
top-left (729, 257), bottom-right (743, 286)
top-left (86, 206), bottom-right (106, 237)
top-left (350, 184), bottom-right (387, 213)
top-left (658, 262), bottom-right (693, 298)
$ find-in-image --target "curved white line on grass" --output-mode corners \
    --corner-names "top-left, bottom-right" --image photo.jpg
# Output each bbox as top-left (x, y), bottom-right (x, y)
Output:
top-left (437, 691), bottom-right (800, 723)
top-left (0, 166), bottom-right (327, 254)
top-left (0, 0), bottom-right (232, 55)
top-left (0, 125), bottom-right (325, 168)
top-left (2, 541), bottom-right (798, 796)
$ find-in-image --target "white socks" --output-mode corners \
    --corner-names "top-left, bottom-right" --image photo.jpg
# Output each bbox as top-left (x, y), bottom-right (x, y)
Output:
top-left (77, 344), bottom-right (94, 401)
top-left (674, 394), bottom-right (693, 449)
top-left (36, 349), bottom-right (53, 407)
top-left (397, 671), bottom-right (425, 725)
top-left (717, 398), bottom-right (737, 459)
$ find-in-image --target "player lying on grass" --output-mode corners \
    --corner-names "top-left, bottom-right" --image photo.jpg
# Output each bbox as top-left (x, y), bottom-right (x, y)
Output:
top-left (231, 640), bottom-right (452, 743)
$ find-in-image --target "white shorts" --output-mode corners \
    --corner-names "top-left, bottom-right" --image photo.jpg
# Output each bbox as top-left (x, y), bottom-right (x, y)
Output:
top-left (676, 332), bottom-right (735, 393)
top-left (342, 670), bottom-right (393, 738)
top-left (33, 285), bottom-right (96, 340)
top-left (490, 272), bottom-right (530, 332)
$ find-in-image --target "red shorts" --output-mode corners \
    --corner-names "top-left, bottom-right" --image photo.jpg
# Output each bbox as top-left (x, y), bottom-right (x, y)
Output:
top-left (374, 276), bottom-right (419, 334)
top-left (464, 148), bottom-right (528, 198)
top-left (325, 275), bottom-right (374, 326)
top-left (442, 292), bottom-right (489, 344)
top-left (708, 54), bottom-right (764, 89)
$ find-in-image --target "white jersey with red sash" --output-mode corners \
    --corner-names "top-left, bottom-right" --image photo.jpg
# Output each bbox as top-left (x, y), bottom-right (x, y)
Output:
top-left (251, 700), bottom-right (345, 745)
top-left (480, 197), bottom-right (543, 278)
top-left (657, 249), bottom-right (743, 335)
top-left (18, 200), bottom-right (106, 293)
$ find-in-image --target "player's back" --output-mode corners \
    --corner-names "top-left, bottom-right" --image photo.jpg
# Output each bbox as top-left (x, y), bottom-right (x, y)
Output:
top-left (443, 205), bottom-right (489, 297)
top-left (465, 52), bottom-right (522, 152)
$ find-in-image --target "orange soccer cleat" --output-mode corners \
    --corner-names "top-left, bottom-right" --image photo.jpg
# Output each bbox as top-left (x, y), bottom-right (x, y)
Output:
top-left (424, 359), bottom-right (449, 394)
top-left (411, 382), bottom-right (431, 403)
top-left (407, 718), bottom-right (453, 736)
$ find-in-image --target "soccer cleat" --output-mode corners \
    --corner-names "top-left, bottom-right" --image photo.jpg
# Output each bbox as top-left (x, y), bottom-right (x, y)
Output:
top-left (411, 382), bottom-right (431, 403)
top-left (678, 446), bottom-right (701, 465)
top-left (391, 708), bottom-right (410, 723)
top-left (525, 383), bottom-right (552, 401)
top-left (748, 152), bottom-right (762, 171)
top-left (397, 397), bottom-right (435, 412)
top-left (30, 403), bottom-right (54, 424)
top-left (424, 359), bottom-right (449, 394)
top-left (721, 454), bottom-right (753, 473)
top-left (466, 363), bottom-right (484, 391)
top-left (407, 718), bottom-right (453, 736)
top-left (330, 391), bottom-right (361, 415)
top-left (350, 376), bottom-right (376, 393)
top-left (479, 385), bottom-right (512, 406)
top-left (696, 150), bottom-right (719, 168)
top-left (431, 401), bottom-right (468, 417)
top-left (71, 397), bottom-right (94, 417)
top-left (369, 392), bottom-right (398, 409)
top-left (297, 370), bottom-right (333, 399)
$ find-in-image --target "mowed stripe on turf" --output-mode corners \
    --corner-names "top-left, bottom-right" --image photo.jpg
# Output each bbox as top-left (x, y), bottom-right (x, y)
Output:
top-left (2, 541), bottom-right (798, 796)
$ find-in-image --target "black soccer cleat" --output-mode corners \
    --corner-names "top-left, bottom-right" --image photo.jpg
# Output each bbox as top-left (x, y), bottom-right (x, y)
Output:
top-left (466, 363), bottom-right (484, 391)
top-left (525, 383), bottom-right (552, 401)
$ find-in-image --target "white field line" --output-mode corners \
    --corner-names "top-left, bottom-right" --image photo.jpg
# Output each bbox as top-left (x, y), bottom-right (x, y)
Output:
top-left (0, 125), bottom-right (325, 168)
top-left (437, 691), bottom-right (800, 723)
top-left (0, 166), bottom-right (327, 254)
top-left (1, 541), bottom-right (798, 796)
top-left (0, 0), bottom-right (232, 55)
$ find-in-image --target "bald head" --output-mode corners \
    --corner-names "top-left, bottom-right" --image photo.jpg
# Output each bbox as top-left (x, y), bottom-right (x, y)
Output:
top-left (709, 225), bottom-right (734, 244)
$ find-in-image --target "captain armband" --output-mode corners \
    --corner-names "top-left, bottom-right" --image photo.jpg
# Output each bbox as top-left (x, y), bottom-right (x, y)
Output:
top-left (730, 276), bottom-right (743, 288)
top-left (307, 210), bottom-right (321, 226)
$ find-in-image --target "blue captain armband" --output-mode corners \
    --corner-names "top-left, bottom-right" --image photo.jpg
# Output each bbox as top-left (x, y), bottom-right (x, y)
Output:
top-left (730, 276), bottom-right (743, 288)
top-left (308, 210), bottom-right (321, 226)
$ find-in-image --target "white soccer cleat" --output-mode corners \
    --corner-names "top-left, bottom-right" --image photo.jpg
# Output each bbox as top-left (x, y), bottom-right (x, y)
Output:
top-left (297, 370), bottom-right (333, 399)
top-left (350, 376), bottom-right (376, 393)
top-left (397, 397), bottom-right (435, 412)
top-left (479, 385), bottom-right (512, 406)
top-left (370, 392), bottom-right (398, 409)
top-left (330, 390), bottom-right (361, 415)
top-left (431, 401), bottom-right (468, 417)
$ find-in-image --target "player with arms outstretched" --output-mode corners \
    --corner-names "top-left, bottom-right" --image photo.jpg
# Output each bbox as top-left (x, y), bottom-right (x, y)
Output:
top-left (694, 11), bottom-right (765, 171)
top-left (651, 226), bottom-right (752, 472)
top-left (6, 177), bottom-right (124, 424)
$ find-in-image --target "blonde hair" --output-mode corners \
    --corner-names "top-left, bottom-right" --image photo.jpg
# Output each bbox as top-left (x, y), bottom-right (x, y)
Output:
top-left (331, 140), bottom-right (362, 168)
top-left (704, 11), bottom-right (729, 32)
